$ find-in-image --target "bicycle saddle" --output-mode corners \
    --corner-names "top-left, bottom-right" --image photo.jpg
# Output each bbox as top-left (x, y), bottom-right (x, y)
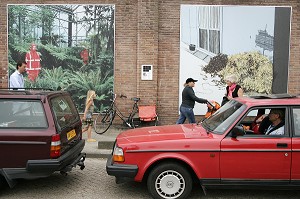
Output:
top-left (132, 97), bottom-right (140, 102)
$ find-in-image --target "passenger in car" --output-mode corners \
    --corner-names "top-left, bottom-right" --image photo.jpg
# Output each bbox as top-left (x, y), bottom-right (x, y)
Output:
top-left (264, 109), bottom-right (285, 135)
top-left (255, 115), bottom-right (271, 134)
top-left (250, 109), bottom-right (266, 134)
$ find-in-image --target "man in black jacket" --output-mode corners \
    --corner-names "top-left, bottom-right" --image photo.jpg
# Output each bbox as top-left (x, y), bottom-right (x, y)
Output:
top-left (176, 78), bottom-right (208, 124)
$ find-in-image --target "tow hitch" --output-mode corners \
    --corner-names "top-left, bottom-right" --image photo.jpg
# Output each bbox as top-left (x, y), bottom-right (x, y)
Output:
top-left (60, 153), bottom-right (86, 175)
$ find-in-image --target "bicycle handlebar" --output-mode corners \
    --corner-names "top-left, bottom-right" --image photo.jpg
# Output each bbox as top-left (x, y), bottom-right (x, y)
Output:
top-left (108, 91), bottom-right (140, 103)
top-left (120, 94), bottom-right (127, 98)
top-left (207, 101), bottom-right (216, 110)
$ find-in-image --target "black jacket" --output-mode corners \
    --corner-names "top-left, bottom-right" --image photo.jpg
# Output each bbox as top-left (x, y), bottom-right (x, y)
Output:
top-left (181, 86), bottom-right (207, 108)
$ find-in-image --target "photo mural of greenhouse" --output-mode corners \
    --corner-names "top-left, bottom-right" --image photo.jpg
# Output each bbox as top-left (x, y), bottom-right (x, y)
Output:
top-left (8, 4), bottom-right (115, 112)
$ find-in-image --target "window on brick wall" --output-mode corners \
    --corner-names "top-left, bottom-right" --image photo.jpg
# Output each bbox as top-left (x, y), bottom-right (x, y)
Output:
top-left (198, 6), bottom-right (221, 54)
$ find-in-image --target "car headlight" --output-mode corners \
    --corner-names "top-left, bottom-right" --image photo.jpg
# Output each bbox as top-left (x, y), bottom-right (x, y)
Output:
top-left (113, 145), bottom-right (125, 162)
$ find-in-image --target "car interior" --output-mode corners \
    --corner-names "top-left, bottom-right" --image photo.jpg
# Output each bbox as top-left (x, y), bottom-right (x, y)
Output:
top-left (237, 108), bottom-right (286, 136)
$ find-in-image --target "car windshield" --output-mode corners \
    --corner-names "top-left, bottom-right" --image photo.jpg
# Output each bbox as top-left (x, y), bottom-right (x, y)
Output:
top-left (50, 95), bottom-right (79, 130)
top-left (201, 100), bottom-right (246, 134)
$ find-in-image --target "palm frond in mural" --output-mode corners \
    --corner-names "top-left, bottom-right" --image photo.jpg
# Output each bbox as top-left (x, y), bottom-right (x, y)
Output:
top-left (25, 66), bottom-right (70, 90)
top-left (68, 68), bottom-right (114, 112)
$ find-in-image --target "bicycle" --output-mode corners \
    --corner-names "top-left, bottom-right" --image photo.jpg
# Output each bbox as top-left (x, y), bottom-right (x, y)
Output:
top-left (93, 92), bottom-right (140, 134)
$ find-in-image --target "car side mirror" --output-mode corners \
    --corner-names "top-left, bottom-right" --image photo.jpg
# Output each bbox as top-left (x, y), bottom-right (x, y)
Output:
top-left (230, 126), bottom-right (245, 138)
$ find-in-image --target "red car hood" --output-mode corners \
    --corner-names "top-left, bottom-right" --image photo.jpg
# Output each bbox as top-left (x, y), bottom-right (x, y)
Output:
top-left (117, 124), bottom-right (215, 145)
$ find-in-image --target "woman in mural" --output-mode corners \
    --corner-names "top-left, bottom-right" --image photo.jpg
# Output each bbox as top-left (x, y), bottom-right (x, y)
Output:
top-left (82, 90), bottom-right (97, 142)
top-left (25, 43), bottom-right (41, 81)
top-left (222, 74), bottom-right (243, 105)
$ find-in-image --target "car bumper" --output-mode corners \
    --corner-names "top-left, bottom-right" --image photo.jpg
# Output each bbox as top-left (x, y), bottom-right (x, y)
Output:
top-left (2, 139), bottom-right (86, 181)
top-left (106, 154), bottom-right (138, 184)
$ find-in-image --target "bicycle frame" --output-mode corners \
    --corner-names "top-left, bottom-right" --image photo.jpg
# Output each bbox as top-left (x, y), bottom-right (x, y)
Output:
top-left (94, 92), bottom-right (140, 134)
top-left (113, 96), bottom-right (139, 128)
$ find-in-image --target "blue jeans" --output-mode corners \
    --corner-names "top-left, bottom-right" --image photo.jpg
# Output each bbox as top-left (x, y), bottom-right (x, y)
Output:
top-left (176, 105), bottom-right (196, 124)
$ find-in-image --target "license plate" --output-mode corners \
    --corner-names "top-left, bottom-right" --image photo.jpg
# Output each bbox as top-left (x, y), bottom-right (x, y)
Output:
top-left (67, 129), bottom-right (76, 140)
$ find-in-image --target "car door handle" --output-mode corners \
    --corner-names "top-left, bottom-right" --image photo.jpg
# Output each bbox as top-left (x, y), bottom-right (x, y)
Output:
top-left (277, 143), bottom-right (288, 148)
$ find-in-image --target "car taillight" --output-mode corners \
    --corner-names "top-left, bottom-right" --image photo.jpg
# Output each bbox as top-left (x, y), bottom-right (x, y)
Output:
top-left (50, 134), bottom-right (61, 158)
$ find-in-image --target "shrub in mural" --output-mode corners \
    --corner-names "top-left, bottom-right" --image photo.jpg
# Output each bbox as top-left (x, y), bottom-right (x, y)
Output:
top-left (8, 5), bottom-right (115, 112)
top-left (203, 51), bottom-right (273, 94)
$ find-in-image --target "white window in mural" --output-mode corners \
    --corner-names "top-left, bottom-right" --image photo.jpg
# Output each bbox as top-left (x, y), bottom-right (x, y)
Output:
top-left (198, 6), bottom-right (221, 54)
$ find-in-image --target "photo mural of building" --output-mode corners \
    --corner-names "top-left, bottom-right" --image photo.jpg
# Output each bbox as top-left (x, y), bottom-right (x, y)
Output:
top-left (180, 5), bottom-right (291, 115)
top-left (7, 4), bottom-right (115, 112)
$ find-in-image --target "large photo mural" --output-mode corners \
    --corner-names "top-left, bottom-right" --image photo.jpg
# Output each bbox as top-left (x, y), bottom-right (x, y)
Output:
top-left (8, 4), bottom-right (115, 112)
top-left (180, 5), bottom-right (291, 115)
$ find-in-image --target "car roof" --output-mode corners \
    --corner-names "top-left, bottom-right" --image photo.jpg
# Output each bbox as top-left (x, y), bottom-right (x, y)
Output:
top-left (0, 88), bottom-right (69, 98)
top-left (236, 94), bottom-right (300, 107)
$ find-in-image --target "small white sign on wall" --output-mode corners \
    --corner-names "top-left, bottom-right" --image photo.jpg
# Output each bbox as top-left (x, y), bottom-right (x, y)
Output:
top-left (141, 65), bottom-right (153, 80)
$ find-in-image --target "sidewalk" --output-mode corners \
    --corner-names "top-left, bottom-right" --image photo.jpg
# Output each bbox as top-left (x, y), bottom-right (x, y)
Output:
top-left (81, 125), bottom-right (126, 159)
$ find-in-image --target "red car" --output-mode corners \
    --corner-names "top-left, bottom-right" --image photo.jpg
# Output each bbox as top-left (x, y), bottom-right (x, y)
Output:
top-left (107, 94), bottom-right (300, 199)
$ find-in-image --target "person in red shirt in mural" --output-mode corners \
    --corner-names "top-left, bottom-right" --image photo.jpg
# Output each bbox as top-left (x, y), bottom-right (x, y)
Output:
top-left (80, 48), bottom-right (89, 65)
top-left (25, 43), bottom-right (41, 81)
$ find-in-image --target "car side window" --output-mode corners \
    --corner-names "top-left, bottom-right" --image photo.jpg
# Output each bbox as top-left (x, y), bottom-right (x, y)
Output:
top-left (293, 109), bottom-right (300, 136)
top-left (0, 100), bottom-right (48, 128)
top-left (238, 108), bottom-right (286, 136)
top-left (238, 108), bottom-right (270, 135)
top-left (50, 95), bottom-right (79, 129)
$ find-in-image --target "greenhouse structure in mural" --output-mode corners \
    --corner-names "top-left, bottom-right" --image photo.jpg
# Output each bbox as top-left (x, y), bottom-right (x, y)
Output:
top-left (8, 5), bottom-right (115, 112)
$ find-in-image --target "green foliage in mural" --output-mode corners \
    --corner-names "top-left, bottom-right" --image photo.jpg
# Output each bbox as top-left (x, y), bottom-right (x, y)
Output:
top-left (8, 5), bottom-right (115, 113)
top-left (219, 51), bottom-right (273, 94)
top-left (26, 66), bottom-right (70, 90)
top-left (203, 53), bottom-right (228, 77)
top-left (68, 68), bottom-right (114, 112)
top-left (204, 51), bottom-right (273, 94)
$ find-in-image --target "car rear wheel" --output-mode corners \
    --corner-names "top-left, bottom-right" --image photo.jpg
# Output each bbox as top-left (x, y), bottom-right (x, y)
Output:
top-left (147, 162), bottom-right (192, 199)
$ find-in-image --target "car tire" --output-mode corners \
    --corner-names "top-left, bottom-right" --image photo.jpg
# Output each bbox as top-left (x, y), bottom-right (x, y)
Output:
top-left (147, 162), bottom-right (192, 199)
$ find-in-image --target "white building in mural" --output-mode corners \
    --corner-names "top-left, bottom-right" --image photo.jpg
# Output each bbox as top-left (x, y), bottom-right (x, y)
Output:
top-left (180, 5), bottom-right (275, 115)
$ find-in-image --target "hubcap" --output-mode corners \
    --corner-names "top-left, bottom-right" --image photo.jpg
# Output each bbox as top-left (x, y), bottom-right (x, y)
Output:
top-left (155, 170), bottom-right (185, 199)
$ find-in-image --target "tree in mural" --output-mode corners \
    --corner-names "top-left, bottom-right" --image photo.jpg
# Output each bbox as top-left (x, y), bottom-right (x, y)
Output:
top-left (203, 51), bottom-right (273, 94)
top-left (8, 5), bottom-right (115, 112)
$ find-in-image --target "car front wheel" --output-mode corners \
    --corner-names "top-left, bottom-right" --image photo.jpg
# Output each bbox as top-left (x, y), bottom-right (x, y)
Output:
top-left (147, 162), bottom-right (193, 199)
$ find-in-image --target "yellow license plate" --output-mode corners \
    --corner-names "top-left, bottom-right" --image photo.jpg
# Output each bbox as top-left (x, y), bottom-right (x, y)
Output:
top-left (67, 129), bottom-right (76, 140)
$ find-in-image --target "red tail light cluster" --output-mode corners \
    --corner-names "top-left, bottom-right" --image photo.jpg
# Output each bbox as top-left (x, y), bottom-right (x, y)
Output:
top-left (50, 134), bottom-right (61, 158)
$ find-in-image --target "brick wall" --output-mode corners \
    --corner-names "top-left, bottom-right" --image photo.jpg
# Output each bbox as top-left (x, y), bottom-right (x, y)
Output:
top-left (1, 0), bottom-right (300, 125)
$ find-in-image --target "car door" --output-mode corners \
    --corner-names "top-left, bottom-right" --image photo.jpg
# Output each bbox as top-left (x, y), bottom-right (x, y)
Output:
top-left (220, 107), bottom-right (292, 184)
top-left (291, 107), bottom-right (300, 183)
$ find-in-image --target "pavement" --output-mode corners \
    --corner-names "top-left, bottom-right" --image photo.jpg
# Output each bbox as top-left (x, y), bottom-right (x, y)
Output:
top-left (81, 125), bottom-right (126, 159)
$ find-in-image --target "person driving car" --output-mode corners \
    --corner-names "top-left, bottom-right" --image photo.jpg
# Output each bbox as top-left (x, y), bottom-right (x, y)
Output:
top-left (264, 109), bottom-right (285, 135)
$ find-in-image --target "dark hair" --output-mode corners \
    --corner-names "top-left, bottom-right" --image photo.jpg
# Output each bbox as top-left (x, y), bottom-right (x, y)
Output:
top-left (16, 61), bottom-right (26, 70)
top-left (270, 109), bottom-right (285, 120)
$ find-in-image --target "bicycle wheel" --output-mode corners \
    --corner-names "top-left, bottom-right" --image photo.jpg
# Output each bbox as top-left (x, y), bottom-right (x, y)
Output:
top-left (94, 109), bottom-right (115, 134)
